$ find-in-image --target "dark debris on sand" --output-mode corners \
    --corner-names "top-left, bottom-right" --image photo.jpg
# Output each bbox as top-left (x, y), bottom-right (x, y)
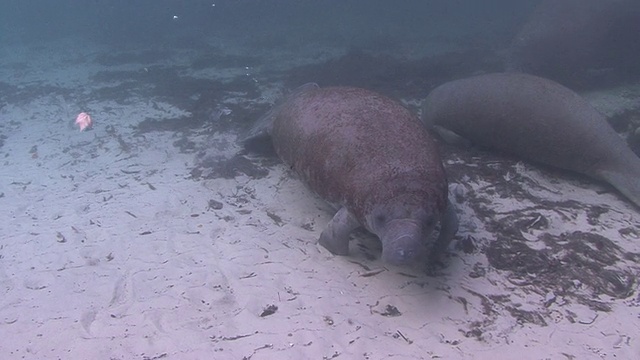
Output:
top-left (441, 143), bottom-right (640, 335)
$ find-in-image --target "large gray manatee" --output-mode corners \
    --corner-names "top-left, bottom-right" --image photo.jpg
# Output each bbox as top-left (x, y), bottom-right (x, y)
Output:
top-left (508, 0), bottom-right (640, 86)
top-left (245, 84), bottom-right (457, 265)
top-left (421, 72), bottom-right (640, 208)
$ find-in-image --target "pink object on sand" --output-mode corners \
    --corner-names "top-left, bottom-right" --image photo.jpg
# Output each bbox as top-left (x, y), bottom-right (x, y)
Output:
top-left (75, 112), bottom-right (92, 131)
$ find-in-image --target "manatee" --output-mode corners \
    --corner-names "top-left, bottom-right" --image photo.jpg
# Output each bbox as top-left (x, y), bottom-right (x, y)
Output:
top-left (508, 0), bottom-right (640, 87)
top-left (421, 72), bottom-right (640, 208)
top-left (245, 84), bottom-right (457, 265)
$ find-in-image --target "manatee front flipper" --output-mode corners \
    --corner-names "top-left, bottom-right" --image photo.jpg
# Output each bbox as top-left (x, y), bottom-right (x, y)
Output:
top-left (433, 199), bottom-right (459, 255)
top-left (319, 207), bottom-right (360, 256)
top-left (422, 106), bottom-right (470, 147)
top-left (432, 125), bottom-right (472, 147)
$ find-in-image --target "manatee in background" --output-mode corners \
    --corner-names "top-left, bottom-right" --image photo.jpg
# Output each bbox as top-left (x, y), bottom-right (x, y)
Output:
top-left (421, 72), bottom-right (640, 208)
top-left (245, 84), bottom-right (457, 265)
top-left (508, 0), bottom-right (640, 87)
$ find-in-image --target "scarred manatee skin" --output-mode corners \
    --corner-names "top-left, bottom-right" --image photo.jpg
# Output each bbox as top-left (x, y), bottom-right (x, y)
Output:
top-left (270, 86), bottom-right (449, 264)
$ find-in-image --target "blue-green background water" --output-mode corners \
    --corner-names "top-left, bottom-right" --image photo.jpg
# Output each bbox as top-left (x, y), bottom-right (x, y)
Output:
top-left (2, 0), bottom-right (639, 90)
top-left (1, 0), bottom-right (640, 111)
top-left (0, 1), bottom-right (534, 46)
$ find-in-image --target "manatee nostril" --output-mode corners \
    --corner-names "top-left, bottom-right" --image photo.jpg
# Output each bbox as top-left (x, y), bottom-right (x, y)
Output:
top-left (383, 234), bottom-right (421, 265)
top-left (398, 249), bottom-right (414, 261)
top-left (385, 248), bottom-right (416, 265)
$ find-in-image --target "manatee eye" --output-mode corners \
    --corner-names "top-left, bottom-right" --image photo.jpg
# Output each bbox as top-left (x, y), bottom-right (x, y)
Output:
top-left (375, 214), bottom-right (386, 225)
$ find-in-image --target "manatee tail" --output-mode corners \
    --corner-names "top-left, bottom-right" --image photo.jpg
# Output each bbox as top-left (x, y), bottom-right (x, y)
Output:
top-left (598, 163), bottom-right (640, 208)
top-left (242, 106), bottom-right (276, 144)
top-left (242, 83), bottom-right (319, 152)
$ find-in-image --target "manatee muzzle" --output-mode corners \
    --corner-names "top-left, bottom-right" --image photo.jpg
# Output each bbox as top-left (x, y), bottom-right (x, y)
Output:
top-left (380, 219), bottom-right (434, 265)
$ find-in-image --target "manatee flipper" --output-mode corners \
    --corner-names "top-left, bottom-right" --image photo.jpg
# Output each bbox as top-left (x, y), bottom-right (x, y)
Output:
top-left (422, 106), bottom-right (469, 146)
top-left (597, 168), bottom-right (640, 208)
top-left (431, 126), bottom-right (472, 147)
top-left (319, 207), bottom-right (360, 256)
top-left (433, 199), bottom-right (458, 254)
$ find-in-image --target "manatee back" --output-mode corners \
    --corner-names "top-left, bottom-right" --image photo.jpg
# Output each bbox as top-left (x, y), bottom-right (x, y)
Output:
top-left (272, 86), bottom-right (447, 219)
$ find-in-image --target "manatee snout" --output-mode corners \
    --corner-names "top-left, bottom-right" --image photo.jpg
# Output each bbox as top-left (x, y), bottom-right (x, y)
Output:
top-left (379, 219), bottom-right (436, 265)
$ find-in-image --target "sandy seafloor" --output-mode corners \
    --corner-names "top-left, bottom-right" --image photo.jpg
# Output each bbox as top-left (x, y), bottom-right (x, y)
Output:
top-left (0, 35), bottom-right (639, 360)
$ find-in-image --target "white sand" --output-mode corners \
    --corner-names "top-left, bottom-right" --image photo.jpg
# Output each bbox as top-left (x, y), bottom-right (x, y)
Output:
top-left (0, 38), bottom-right (639, 360)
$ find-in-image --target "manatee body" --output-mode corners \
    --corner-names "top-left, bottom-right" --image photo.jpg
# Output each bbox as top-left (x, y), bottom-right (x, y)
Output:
top-left (248, 84), bottom-right (456, 265)
top-left (421, 72), bottom-right (640, 208)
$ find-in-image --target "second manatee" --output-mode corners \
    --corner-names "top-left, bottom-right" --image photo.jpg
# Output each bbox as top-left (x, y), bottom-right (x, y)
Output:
top-left (422, 72), bottom-right (640, 208)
